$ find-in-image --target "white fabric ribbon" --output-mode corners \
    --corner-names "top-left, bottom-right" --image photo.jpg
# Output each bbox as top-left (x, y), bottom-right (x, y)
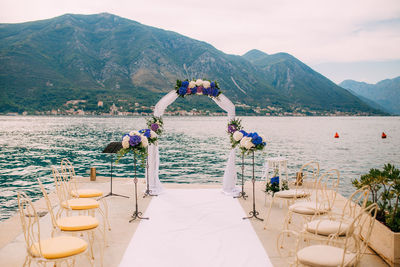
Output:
top-left (147, 91), bottom-right (239, 196)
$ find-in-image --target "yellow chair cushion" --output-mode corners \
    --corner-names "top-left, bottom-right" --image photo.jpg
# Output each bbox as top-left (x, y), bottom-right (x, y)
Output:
top-left (289, 201), bottom-right (329, 215)
top-left (30, 235), bottom-right (87, 259)
top-left (72, 189), bottom-right (103, 198)
top-left (297, 245), bottom-right (356, 267)
top-left (57, 215), bottom-right (99, 231)
top-left (305, 219), bottom-right (350, 236)
top-left (274, 189), bottom-right (310, 199)
top-left (62, 198), bottom-right (99, 210)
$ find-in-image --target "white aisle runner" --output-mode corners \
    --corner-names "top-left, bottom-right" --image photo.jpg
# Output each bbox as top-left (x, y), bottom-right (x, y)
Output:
top-left (119, 189), bottom-right (273, 267)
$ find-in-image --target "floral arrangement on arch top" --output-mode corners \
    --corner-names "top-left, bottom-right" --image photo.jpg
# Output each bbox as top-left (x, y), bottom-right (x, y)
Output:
top-left (227, 118), bottom-right (267, 154)
top-left (175, 79), bottom-right (222, 98)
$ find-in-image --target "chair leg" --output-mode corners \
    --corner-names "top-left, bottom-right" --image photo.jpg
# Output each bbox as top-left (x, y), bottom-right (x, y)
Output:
top-left (264, 196), bottom-right (275, 229)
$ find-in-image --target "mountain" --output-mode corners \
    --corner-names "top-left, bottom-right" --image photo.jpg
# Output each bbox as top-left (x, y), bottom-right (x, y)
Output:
top-left (340, 77), bottom-right (400, 115)
top-left (0, 13), bottom-right (383, 115)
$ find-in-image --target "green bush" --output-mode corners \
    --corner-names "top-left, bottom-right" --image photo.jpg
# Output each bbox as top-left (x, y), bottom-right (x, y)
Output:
top-left (352, 163), bottom-right (400, 232)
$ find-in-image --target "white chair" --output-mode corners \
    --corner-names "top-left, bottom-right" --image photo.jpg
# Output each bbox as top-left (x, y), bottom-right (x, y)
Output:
top-left (60, 159), bottom-right (111, 231)
top-left (37, 178), bottom-right (103, 265)
top-left (283, 169), bottom-right (340, 231)
top-left (277, 202), bottom-right (378, 267)
top-left (264, 161), bottom-right (320, 229)
top-left (17, 191), bottom-right (90, 267)
top-left (303, 186), bottom-right (370, 239)
top-left (52, 166), bottom-right (109, 245)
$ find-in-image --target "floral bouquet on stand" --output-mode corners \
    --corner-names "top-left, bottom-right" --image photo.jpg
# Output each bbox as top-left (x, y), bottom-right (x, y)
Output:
top-left (227, 118), bottom-right (244, 148)
top-left (175, 79), bottom-right (222, 99)
top-left (238, 131), bottom-right (267, 154)
top-left (117, 130), bottom-right (157, 166)
top-left (265, 167), bottom-right (289, 196)
top-left (146, 116), bottom-right (164, 136)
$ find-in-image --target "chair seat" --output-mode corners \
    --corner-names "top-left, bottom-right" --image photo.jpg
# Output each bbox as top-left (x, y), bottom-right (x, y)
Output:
top-left (274, 189), bottom-right (310, 199)
top-left (57, 215), bottom-right (99, 231)
top-left (289, 201), bottom-right (329, 215)
top-left (297, 244), bottom-right (356, 267)
top-left (30, 235), bottom-right (87, 259)
top-left (62, 198), bottom-right (99, 210)
top-left (305, 219), bottom-right (350, 236)
top-left (72, 189), bottom-right (103, 198)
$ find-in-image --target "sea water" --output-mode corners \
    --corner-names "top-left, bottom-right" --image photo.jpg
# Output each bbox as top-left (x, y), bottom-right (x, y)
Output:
top-left (0, 116), bottom-right (399, 221)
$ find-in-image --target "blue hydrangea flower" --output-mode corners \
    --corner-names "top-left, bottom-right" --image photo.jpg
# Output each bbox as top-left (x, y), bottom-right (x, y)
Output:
top-left (143, 129), bottom-right (151, 138)
top-left (252, 135), bottom-right (263, 145)
top-left (179, 86), bottom-right (187, 96)
top-left (182, 81), bottom-right (189, 88)
top-left (129, 135), bottom-right (141, 147)
top-left (202, 87), bottom-right (208, 95)
top-left (192, 87), bottom-right (198, 94)
top-left (240, 130), bottom-right (248, 136)
top-left (210, 81), bottom-right (215, 88)
top-left (211, 88), bottom-right (219, 97)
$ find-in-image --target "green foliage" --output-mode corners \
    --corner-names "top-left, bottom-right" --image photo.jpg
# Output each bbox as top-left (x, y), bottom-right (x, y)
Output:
top-left (265, 180), bottom-right (289, 196)
top-left (352, 163), bottom-right (400, 232)
top-left (146, 116), bottom-right (164, 135)
top-left (116, 146), bottom-right (147, 168)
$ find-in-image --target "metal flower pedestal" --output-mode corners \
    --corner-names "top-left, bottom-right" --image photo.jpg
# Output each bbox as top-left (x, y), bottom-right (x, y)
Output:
top-left (143, 154), bottom-right (158, 198)
top-left (243, 151), bottom-right (263, 221)
top-left (234, 153), bottom-right (247, 200)
top-left (129, 153), bottom-right (149, 222)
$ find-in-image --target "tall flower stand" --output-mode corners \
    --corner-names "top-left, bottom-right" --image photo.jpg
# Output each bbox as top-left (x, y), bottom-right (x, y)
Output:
top-left (129, 153), bottom-right (149, 222)
top-left (243, 151), bottom-right (263, 221)
top-left (234, 153), bottom-right (247, 200)
top-left (143, 154), bottom-right (158, 198)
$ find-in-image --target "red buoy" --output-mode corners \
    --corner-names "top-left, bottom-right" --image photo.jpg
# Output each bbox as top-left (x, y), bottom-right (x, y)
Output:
top-left (334, 132), bottom-right (339, 138)
top-left (382, 132), bottom-right (387, 139)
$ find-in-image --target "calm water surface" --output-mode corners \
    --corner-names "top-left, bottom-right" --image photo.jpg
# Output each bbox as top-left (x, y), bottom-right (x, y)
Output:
top-left (0, 116), bottom-right (399, 221)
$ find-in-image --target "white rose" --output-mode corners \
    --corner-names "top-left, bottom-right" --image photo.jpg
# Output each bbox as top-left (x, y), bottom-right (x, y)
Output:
top-left (150, 130), bottom-right (157, 139)
top-left (195, 79), bottom-right (203, 86)
top-left (189, 81), bottom-right (196, 89)
top-left (122, 135), bottom-right (130, 142)
top-left (233, 131), bottom-right (243, 141)
top-left (202, 81), bottom-right (211, 88)
top-left (244, 140), bottom-right (255, 150)
top-left (122, 140), bottom-right (129, 149)
top-left (259, 134), bottom-right (266, 143)
top-left (141, 136), bottom-right (148, 148)
top-left (129, 131), bottom-right (140, 136)
top-left (240, 137), bottom-right (251, 147)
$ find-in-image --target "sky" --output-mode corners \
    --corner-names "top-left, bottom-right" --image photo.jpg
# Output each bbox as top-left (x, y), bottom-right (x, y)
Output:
top-left (1, 0), bottom-right (399, 84)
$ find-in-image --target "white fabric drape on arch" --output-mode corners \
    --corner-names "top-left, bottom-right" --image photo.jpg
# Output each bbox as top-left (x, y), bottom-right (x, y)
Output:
top-left (147, 90), bottom-right (239, 196)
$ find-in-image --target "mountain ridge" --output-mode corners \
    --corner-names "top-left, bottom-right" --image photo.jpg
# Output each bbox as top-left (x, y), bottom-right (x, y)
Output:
top-left (340, 77), bottom-right (400, 115)
top-left (0, 13), bottom-right (384, 115)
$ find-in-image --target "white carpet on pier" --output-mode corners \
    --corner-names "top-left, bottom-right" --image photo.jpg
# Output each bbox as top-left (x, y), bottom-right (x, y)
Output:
top-left (119, 189), bottom-right (272, 267)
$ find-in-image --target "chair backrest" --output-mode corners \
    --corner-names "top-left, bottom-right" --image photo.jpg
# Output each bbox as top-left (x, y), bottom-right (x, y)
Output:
top-left (315, 169), bottom-right (340, 210)
top-left (342, 202), bottom-right (377, 265)
top-left (341, 186), bottom-right (370, 219)
top-left (60, 158), bottom-right (78, 195)
top-left (17, 192), bottom-right (43, 257)
top-left (37, 178), bottom-right (59, 229)
top-left (293, 161), bottom-right (320, 199)
top-left (52, 165), bottom-right (71, 206)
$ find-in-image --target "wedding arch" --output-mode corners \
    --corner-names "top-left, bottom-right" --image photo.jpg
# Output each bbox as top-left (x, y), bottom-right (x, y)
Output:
top-left (146, 81), bottom-right (239, 196)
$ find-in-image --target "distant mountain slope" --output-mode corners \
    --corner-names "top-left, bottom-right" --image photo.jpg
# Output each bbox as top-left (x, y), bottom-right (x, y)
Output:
top-left (340, 77), bottom-right (400, 115)
top-left (0, 13), bottom-right (383, 115)
top-left (243, 50), bottom-right (378, 112)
